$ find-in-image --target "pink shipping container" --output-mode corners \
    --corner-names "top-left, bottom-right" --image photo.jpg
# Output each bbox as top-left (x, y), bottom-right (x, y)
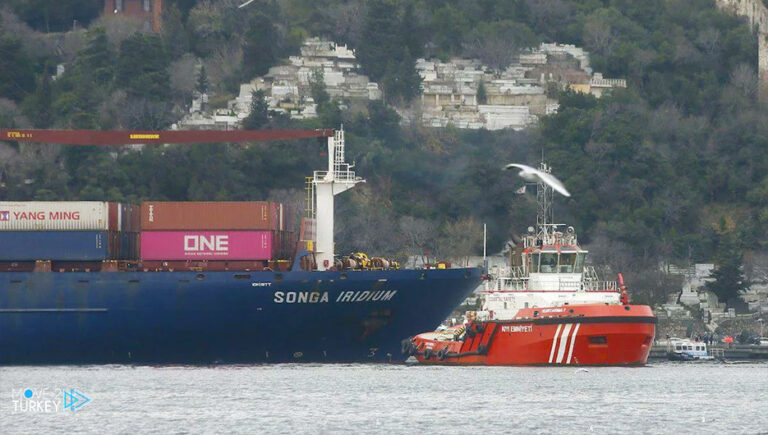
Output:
top-left (140, 231), bottom-right (273, 260)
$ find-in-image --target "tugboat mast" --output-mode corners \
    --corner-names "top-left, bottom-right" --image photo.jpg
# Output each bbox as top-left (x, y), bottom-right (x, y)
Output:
top-left (535, 161), bottom-right (556, 239)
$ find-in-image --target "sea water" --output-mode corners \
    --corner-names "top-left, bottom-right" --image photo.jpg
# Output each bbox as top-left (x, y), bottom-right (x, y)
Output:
top-left (1, 362), bottom-right (766, 434)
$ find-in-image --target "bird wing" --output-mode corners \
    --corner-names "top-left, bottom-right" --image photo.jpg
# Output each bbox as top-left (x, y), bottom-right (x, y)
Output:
top-left (504, 163), bottom-right (534, 172)
top-left (536, 170), bottom-right (571, 197)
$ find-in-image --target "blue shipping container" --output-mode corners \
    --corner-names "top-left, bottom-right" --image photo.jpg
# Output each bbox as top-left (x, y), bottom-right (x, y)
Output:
top-left (0, 231), bottom-right (115, 261)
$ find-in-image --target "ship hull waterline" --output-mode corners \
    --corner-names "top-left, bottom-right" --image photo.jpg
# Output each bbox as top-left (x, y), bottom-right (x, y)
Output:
top-left (0, 268), bottom-right (482, 364)
top-left (408, 304), bottom-right (656, 366)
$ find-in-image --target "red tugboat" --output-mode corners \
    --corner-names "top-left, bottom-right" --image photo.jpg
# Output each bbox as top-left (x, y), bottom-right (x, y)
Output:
top-left (405, 163), bottom-right (656, 366)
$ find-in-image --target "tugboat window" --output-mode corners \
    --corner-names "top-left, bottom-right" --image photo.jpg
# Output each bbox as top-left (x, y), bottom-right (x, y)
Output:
top-left (540, 253), bottom-right (557, 273)
top-left (531, 253), bottom-right (540, 273)
top-left (558, 253), bottom-right (576, 273)
top-left (574, 253), bottom-right (585, 273)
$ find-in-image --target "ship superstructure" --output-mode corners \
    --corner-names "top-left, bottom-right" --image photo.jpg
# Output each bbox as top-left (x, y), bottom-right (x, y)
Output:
top-left (481, 162), bottom-right (622, 320)
top-left (405, 162), bottom-right (656, 366)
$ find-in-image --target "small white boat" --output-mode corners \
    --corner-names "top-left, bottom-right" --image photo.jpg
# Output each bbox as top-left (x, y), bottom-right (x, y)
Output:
top-left (666, 338), bottom-right (715, 361)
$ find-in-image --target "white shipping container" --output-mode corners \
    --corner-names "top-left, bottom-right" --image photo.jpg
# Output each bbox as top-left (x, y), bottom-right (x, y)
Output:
top-left (0, 202), bottom-right (111, 231)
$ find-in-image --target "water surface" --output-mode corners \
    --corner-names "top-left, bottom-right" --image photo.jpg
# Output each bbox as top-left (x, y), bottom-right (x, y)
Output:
top-left (2, 362), bottom-right (766, 434)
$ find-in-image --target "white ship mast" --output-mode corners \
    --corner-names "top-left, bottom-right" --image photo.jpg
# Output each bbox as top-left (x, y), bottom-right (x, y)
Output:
top-left (311, 128), bottom-right (364, 270)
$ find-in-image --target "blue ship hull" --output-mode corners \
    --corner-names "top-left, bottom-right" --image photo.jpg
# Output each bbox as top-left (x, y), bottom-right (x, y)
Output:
top-left (0, 268), bottom-right (482, 364)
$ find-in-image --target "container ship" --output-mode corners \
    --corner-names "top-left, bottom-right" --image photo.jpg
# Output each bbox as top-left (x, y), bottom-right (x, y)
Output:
top-left (0, 128), bottom-right (483, 364)
top-left (404, 163), bottom-right (656, 366)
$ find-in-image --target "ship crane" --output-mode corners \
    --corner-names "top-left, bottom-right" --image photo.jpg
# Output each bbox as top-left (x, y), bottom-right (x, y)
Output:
top-left (0, 127), bottom-right (363, 271)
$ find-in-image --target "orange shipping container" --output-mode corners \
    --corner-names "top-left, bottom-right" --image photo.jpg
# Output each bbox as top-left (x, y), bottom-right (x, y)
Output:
top-left (141, 202), bottom-right (277, 230)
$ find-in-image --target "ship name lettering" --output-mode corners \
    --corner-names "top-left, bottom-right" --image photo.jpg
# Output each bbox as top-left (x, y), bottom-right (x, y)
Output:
top-left (501, 324), bottom-right (533, 333)
top-left (335, 290), bottom-right (397, 303)
top-left (273, 291), bottom-right (329, 304)
top-left (542, 308), bottom-right (565, 313)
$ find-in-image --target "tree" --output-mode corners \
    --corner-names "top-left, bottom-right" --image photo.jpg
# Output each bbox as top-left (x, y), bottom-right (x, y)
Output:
top-left (399, 3), bottom-right (424, 59)
top-left (464, 21), bottom-right (538, 72)
top-left (116, 34), bottom-right (171, 101)
top-left (309, 68), bottom-right (330, 107)
top-left (7, 0), bottom-right (101, 32)
top-left (23, 68), bottom-right (53, 128)
top-left (196, 65), bottom-right (209, 95)
top-left (243, 90), bottom-right (269, 130)
top-left (242, 13), bottom-right (278, 79)
top-left (162, 4), bottom-right (190, 58)
top-left (396, 48), bottom-right (421, 102)
top-left (78, 27), bottom-right (114, 86)
top-left (357, 0), bottom-right (400, 81)
top-left (705, 228), bottom-right (750, 311)
top-left (0, 34), bottom-right (34, 101)
top-left (477, 80), bottom-right (488, 104)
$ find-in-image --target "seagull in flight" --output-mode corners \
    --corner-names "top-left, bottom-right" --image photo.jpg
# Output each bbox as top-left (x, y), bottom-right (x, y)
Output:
top-left (504, 163), bottom-right (571, 197)
top-left (238, 0), bottom-right (256, 8)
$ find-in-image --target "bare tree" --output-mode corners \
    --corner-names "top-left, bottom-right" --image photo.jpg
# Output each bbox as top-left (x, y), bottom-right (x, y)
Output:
top-left (331, 1), bottom-right (367, 47)
top-left (398, 215), bottom-right (437, 265)
top-left (583, 14), bottom-right (615, 57)
top-left (730, 63), bottom-right (758, 99)
top-left (169, 54), bottom-right (199, 100)
top-left (205, 43), bottom-right (243, 93)
top-left (438, 217), bottom-right (483, 266)
top-left (93, 15), bottom-right (147, 49)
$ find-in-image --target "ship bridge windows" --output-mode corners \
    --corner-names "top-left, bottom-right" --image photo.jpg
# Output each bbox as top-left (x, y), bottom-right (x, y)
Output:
top-left (531, 251), bottom-right (586, 273)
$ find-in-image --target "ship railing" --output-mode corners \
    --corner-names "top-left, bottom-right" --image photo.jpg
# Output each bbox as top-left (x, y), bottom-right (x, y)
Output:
top-left (313, 170), bottom-right (361, 183)
top-left (486, 276), bottom-right (528, 291)
top-left (522, 230), bottom-right (578, 248)
top-left (582, 279), bottom-right (618, 292)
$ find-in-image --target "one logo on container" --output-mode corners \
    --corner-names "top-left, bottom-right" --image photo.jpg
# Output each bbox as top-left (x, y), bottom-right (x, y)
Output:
top-left (184, 235), bottom-right (229, 253)
top-left (0, 211), bottom-right (8, 221)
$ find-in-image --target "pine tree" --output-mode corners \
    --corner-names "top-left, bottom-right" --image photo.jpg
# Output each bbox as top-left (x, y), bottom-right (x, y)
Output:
top-left (242, 13), bottom-right (278, 79)
top-left (79, 27), bottom-right (113, 86)
top-left (477, 80), bottom-right (488, 105)
top-left (397, 48), bottom-right (421, 102)
top-left (705, 229), bottom-right (749, 310)
top-left (399, 3), bottom-right (423, 59)
top-left (243, 90), bottom-right (269, 129)
top-left (116, 34), bottom-right (171, 101)
top-left (197, 65), bottom-right (209, 95)
top-left (358, 0), bottom-right (400, 82)
top-left (27, 68), bottom-right (53, 128)
top-left (0, 34), bottom-right (34, 101)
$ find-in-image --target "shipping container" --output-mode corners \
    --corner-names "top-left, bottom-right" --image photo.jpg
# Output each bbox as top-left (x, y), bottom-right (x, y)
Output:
top-left (0, 202), bottom-right (110, 231)
top-left (120, 204), bottom-right (141, 232)
top-left (140, 231), bottom-right (274, 260)
top-left (141, 202), bottom-right (282, 230)
top-left (0, 231), bottom-right (134, 261)
top-left (0, 201), bottom-right (140, 232)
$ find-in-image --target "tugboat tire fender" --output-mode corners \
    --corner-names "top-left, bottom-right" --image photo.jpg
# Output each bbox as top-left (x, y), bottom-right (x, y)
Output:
top-left (437, 348), bottom-right (448, 360)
